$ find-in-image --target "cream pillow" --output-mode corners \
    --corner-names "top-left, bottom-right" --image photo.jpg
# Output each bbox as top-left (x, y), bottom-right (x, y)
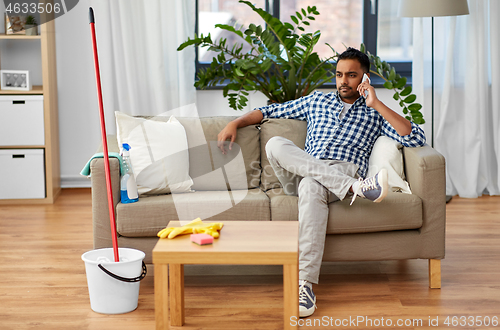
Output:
top-left (115, 111), bottom-right (193, 195)
top-left (366, 135), bottom-right (411, 194)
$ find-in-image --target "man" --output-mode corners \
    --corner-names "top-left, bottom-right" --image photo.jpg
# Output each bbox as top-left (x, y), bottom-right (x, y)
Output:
top-left (217, 48), bottom-right (426, 317)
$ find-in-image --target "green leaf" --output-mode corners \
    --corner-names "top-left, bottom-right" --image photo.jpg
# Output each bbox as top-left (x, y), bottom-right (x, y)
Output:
top-left (383, 81), bottom-right (393, 89)
top-left (394, 77), bottom-right (407, 89)
top-left (234, 67), bottom-right (245, 77)
top-left (403, 107), bottom-right (408, 114)
top-left (388, 67), bottom-right (396, 81)
top-left (301, 8), bottom-right (307, 16)
top-left (400, 86), bottom-right (412, 96)
top-left (393, 92), bottom-right (400, 100)
top-left (303, 21), bottom-right (310, 26)
top-left (215, 24), bottom-right (245, 39)
top-left (414, 117), bottom-right (425, 125)
top-left (291, 15), bottom-right (299, 25)
top-left (298, 26), bottom-right (305, 32)
top-left (408, 103), bottom-right (422, 111)
top-left (240, 60), bottom-right (255, 70)
top-left (403, 94), bottom-right (417, 103)
top-left (296, 11), bottom-right (303, 20)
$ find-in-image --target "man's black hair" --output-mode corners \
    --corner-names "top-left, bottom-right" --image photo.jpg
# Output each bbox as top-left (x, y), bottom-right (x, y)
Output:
top-left (337, 47), bottom-right (371, 73)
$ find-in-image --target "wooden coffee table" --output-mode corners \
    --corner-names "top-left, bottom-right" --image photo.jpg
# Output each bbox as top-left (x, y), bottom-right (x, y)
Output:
top-left (153, 220), bottom-right (299, 329)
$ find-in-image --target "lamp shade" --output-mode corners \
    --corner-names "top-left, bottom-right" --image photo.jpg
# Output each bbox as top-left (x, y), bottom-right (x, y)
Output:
top-left (398, 0), bottom-right (469, 17)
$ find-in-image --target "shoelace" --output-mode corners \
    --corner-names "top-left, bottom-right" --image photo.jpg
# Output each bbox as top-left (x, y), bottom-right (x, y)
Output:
top-left (298, 282), bottom-right (317, 310)
top-left (350, 175), bottom-right (377, 206)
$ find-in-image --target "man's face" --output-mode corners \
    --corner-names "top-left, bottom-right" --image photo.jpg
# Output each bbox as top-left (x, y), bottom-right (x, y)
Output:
top-left (335, 59), bottom-right (365, 103)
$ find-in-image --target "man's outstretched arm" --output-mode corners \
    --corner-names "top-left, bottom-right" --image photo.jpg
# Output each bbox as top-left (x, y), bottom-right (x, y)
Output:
top-left (217, 109), bottom-right (263, 154)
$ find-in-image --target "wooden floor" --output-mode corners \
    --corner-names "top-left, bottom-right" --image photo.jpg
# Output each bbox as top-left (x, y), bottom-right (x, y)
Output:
top-left (1, 189), bottom-right (499, 330)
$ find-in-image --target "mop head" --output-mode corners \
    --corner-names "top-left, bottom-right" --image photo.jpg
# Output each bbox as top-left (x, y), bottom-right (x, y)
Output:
top-left (157, 218), bottom-right (224, 239)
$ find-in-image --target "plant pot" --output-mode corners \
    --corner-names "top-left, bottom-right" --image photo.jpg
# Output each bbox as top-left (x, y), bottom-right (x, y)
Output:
top-left (25, 25), bottom-right (38, 36)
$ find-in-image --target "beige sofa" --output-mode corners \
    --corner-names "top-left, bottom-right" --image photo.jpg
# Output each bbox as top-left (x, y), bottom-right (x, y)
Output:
top-left (90, 116), bottom-right (446, 288)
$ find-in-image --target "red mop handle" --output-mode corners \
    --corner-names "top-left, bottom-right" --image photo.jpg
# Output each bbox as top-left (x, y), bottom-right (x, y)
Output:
top-left (89, 7), bottom-right (119, 262)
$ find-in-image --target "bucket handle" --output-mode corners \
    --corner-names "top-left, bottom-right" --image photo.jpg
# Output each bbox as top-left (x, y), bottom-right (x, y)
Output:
top-left (98, 261), bottom-right (147, 283)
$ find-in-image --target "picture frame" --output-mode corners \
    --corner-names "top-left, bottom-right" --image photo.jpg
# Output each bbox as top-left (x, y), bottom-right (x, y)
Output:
top-left (5, 14), bottom-right (27, 35)
top-left (0, 70), bottom-right (32, 91)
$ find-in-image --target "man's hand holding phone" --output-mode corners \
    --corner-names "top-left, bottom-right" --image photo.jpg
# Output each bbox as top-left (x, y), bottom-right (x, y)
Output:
top-left (358, 73), bottom-right (376, 107)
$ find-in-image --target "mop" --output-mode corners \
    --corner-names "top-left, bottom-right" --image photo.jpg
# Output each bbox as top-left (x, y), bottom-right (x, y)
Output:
top-left (89, 7), bottom-right (119, 262)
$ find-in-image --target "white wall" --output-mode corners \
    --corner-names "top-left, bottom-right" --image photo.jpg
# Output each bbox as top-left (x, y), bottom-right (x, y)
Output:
top-left (1, 2), bottom-right (409, 188)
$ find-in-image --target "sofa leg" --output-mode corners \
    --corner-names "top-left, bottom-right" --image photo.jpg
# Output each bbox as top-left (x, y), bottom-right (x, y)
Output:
top-left (428, 259), bottom-right (441, 289)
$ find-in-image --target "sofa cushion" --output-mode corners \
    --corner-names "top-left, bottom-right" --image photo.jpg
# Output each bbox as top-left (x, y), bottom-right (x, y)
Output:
top-left (115, 112), bottom-right (194, 195)
top-left (116, 188), bottom-right (270, 237)
top-left (259, 118), bottom-right (307, 191)
top-left (265, 188), bottom-right (423, 234)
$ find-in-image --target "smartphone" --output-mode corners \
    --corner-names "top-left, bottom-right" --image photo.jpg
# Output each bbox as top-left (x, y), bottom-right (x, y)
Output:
top-left (362, 73), bottom-right (370, 98)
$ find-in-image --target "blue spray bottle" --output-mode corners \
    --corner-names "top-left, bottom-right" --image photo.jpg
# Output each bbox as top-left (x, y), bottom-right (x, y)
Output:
top-left (120, 143), bottom-right (139, 203)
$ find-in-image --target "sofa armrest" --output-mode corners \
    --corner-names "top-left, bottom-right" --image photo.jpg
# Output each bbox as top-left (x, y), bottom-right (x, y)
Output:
top-left (403, 144), bottom-right (446, 258)
top-left (90, 135), bottom-right (121, 249)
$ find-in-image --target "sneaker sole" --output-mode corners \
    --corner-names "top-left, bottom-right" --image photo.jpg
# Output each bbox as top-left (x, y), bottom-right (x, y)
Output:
top-left (372, 168), bottom-right (388, 203)
top-left (299, 306), bottom-right (316, 318)
top-left (299, 297), bottom-right (317, 318)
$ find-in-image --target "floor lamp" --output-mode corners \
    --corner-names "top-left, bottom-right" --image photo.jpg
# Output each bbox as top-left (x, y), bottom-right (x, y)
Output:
top-left (398, 0), bottom-right (469, 148)
top-left (398, 0), bottom-right (469, 202)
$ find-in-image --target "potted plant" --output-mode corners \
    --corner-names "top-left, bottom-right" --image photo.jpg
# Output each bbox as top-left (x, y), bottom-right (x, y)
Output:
top-left (178, 0), bottom-right (424, 124)
top-left (25, 15), bottom-right (38, 36)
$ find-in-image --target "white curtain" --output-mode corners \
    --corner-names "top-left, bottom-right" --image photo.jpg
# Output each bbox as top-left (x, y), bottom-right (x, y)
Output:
top-left (88, 0), bottom-right (197, 123)
top-left (413, 0), bottom-right (500, 198)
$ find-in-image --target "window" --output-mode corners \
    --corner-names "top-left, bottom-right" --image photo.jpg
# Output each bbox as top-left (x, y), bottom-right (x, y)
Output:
top-left (197, 0), bottom-right (266, 63)
top-left (377, 0), bottom-right (413, 62)
top-left (280, 0), bottom-right (364, 60)
top-left (196, 0), bottom-right (413, 85)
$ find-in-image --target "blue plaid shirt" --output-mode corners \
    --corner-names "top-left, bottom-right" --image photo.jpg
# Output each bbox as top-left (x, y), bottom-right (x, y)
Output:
top-left (258, 91), bottom-right (426, 178)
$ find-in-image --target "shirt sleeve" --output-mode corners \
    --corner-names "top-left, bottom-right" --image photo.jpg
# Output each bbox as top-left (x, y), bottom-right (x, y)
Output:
top-left (381, 120), bottom-right (427, 147)
top-left (256, 93), bottom-right (315, 121)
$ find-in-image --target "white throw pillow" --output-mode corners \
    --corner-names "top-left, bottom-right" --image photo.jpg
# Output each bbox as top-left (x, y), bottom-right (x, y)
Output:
top-left (115, 111), bottom-right (193, 195)
top-left (366, 135), bottom-right (411, 194)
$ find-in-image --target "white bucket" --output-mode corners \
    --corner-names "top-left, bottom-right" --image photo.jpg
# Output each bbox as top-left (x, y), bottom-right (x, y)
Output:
top-left (81, 248), bottom-right (146, 314)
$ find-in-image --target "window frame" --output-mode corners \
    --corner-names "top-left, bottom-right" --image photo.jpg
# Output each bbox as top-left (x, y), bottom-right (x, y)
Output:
top-left (194, 0), bottom-right (412, 89)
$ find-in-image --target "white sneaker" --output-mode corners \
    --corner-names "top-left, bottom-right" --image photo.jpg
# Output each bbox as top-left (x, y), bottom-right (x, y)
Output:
top-left (299, 280), bottom-right (317, 317)
top-left (350, 169), bottom-right (388, 205)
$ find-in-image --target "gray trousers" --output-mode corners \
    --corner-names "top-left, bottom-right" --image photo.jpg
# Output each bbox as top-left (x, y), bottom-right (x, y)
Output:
top-left (265, 136), bottom-right (359, 284)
